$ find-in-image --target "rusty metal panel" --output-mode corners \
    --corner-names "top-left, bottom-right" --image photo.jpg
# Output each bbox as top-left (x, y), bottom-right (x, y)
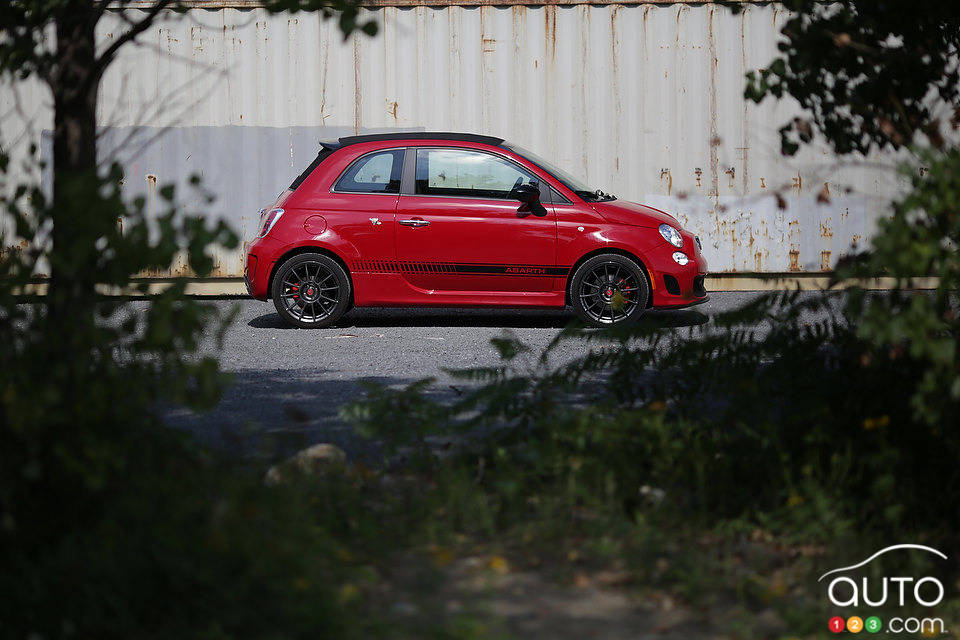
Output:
top-left (112, 1), bottom-right (774, 7)
top-left (2, 3), bottom-right (907, 278)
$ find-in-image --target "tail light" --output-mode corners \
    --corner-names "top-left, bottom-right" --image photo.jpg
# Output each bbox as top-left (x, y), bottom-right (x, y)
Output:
top-left (258, 208), bottom-right (284, 237)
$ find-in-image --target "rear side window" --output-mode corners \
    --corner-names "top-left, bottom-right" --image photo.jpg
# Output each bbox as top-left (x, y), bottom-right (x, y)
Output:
top-left (414, 148), bottom-right (539, 200)
top-left (334, 149), bottom-right (404, 194)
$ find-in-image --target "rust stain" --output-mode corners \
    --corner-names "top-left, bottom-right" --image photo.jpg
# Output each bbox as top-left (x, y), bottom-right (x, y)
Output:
top-left (388, 100), bottom-right (399, 121)
top-left (707, 7), bottom-right (719, 199)
top-left (788, 250), bottom-right (800, 272)
top-left (610, 5), bottom-right (622, 175)
top-left (482, 37), bottom-right (497, 53)
top-left (695, 167), bottom-right (702, 188)
top-left (660, 168), bottom-right (672, 196)
top-left (544, 5), bottom-right (556, 59)
top-left (787, 218), bottom-right (801, 271)
top-left (792, 173), bottom-right (803, 193)
top-left (760, 177), bottom-right (766, 189)
top-left (736, 147), bottom-right (749, 193)
top-left (819, 219), bottom-right (833, 240)
top-left (353, 37), bottom-right (362, 134)
top-left (146, 174), bottom-right (157, 187)
top-left (190, 26), bottom-right (203, 54)
top-left (725, 166), bottom-right (736, 189)
top-left (817, 181), bottom-right (831, 204)
top-left (820, 250), bottom-right (831, 271)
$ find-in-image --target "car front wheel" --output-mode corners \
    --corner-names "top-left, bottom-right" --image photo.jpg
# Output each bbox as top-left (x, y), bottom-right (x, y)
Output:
top-left (271, 253), bottom-right (351, 328)
top-left (569, 253), bottom-right (650, 326)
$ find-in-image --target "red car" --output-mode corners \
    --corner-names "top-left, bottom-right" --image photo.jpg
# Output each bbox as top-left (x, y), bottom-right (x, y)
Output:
top-left (245, 133), bottom-right (708, 328)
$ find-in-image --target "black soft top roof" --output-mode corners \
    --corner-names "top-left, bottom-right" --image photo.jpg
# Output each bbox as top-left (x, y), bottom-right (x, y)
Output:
top-left (333, 132), bottom-right (505, 147)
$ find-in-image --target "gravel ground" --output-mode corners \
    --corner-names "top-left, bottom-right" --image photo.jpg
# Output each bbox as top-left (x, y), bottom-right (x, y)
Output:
top-left (166, 292), bottom-right (783, 455)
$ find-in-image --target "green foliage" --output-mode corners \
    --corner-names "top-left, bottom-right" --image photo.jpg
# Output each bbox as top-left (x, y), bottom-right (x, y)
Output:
top-left (0, 158), bottom-right (403, 637)
top-left (735, 0), bottom-right (960, 156)
top-left (1, 0), bottom-right (385, 635)
top-left (343, 145), bottom-right (960, 630)
top-left (349, 287), bottom-right (956, 536)
top-left (0, 438), bottom-right (354, 639)
top-left (837, 148), bottom-right (960, 424)
top-left (0, 0), bottom-right (375, 87)
top-left (264, 0), bottom-right (378, 38)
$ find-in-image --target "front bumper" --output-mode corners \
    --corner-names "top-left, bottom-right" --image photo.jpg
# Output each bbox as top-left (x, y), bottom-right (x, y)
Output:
top-left (647, 237), bottom-right (709, 309)
top-left (656, 294), bottom-right (710, 310)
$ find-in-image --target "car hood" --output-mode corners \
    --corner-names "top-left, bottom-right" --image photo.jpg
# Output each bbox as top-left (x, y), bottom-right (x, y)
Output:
top-left (591, 200), bottom-right (680, 229)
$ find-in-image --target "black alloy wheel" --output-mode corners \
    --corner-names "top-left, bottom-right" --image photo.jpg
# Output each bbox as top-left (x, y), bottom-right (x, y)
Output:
top-left (271, 253), bottom-right (351, 328)
top-left (569, 253), bottom-right (650, 326)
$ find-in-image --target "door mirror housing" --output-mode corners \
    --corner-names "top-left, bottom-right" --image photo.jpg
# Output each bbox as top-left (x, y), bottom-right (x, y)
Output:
top-left (512, 183), bottom-right (548, 217)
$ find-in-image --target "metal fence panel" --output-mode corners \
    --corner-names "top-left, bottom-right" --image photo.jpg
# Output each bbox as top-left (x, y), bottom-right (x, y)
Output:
top-left (0, 3), bottom-right (909, 277)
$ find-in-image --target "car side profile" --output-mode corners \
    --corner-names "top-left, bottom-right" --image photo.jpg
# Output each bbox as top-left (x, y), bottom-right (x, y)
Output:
top-left (244, 132), bottom-right (708, 328)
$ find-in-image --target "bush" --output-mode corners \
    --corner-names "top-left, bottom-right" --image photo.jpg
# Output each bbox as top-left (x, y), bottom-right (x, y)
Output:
top-left (0, 162), bottom-right (374, 638)
top-left (345, 152), bottom-right (960, 633)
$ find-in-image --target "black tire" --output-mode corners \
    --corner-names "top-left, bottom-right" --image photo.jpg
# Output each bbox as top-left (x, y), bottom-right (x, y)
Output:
top-left (569, 253), bottom-right (650, 327)
top-left (271, 253), bottom-right (351, 328)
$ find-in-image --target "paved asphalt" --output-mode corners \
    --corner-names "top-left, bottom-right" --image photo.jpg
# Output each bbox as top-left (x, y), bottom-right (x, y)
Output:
top-left (166, 292), bottom-right (767, 456)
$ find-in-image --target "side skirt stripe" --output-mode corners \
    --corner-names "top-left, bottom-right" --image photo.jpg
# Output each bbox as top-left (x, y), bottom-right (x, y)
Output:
top-left (352, 260), bottom-right (569, 277)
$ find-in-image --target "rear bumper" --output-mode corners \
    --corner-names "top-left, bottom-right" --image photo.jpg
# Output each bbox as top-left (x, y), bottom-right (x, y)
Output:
top-left (245, 236), bottom-right (275, 301)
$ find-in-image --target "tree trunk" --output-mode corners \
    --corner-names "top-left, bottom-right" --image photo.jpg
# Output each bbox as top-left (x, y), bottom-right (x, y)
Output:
top-left (44, 6), bottom-right (102, 408)
top-left (48, 7), bottom-right (100, 322)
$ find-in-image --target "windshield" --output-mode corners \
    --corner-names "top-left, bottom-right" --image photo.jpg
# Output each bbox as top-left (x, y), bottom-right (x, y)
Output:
top-left (504, 143), bottom-right (615, 201)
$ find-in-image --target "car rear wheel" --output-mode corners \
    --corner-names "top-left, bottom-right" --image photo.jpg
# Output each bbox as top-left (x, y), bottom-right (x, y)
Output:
top-left (569, 254), bottom-right (650, 326)
top-left (271, 253), bottom-right (351, 328)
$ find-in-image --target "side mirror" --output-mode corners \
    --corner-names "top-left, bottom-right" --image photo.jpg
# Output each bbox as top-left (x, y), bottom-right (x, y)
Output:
top-left (512, 183), bottom-right (548, 217)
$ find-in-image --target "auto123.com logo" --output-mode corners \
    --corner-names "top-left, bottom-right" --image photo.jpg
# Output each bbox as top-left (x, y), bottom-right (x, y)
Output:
top-left (820, 544), bottom-right (950, 634)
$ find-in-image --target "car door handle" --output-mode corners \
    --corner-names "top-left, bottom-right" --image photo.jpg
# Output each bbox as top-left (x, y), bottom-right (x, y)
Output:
top-left (398, 219), bottom-right (430, 228)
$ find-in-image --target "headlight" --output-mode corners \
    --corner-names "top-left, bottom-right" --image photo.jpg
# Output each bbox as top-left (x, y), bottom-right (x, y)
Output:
top-left (258, 208), bottom-right (284, 237)
top-left (659, 223), bottom-right (683, 248)
top-left (672, 251), bottom-right (689, 266)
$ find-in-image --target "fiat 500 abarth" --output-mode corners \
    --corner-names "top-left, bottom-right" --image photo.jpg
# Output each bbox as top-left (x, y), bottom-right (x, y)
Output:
top-left (245, 132), bottom-right (708, 328)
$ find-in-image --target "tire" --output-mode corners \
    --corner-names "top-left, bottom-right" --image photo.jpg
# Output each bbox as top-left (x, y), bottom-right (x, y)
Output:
top-left (271, 253), bottom-right (351, 328)
top-left (569, 253), bottom-right (650, 327)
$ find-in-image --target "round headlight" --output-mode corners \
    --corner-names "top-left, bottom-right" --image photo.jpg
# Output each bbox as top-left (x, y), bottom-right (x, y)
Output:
top-left (672, 251), bottom-right (689, 266)
top-left (659, 224), bottom-right (684, 248)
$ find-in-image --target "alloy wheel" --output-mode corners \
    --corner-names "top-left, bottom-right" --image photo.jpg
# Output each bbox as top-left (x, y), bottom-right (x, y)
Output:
top-left (279, 260), bottom-right (341, 324)
top-left (576, 260), bottom-right (643, 324)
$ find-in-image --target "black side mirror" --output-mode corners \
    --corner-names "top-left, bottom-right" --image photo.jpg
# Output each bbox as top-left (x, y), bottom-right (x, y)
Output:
top-left (512, 183), bottom-right (547, 217)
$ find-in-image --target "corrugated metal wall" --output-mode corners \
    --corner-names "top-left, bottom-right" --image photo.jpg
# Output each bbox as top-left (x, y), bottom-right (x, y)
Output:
top-left (0, 2), bottom-right (910, 277)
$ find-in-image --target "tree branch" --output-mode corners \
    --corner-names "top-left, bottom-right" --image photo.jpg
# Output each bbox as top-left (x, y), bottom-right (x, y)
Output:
top-left (94, 0), bottom-right (176, 75)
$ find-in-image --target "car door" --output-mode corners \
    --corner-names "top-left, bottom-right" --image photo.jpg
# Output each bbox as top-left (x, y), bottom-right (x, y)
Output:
top-left (395, 147), bottom-right (557, 292)
top-left (321, 147), bottom-right (404, 272)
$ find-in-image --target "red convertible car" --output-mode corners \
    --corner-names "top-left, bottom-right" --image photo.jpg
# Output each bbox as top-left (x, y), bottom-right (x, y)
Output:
top-left (245, 132), bottom-right (708, 328)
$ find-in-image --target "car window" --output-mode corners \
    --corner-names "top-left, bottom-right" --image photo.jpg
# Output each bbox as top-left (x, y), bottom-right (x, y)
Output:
top-left (335, 149), bottom-right (403, 194)
top-left (415, 148), bottom-right (539, 200)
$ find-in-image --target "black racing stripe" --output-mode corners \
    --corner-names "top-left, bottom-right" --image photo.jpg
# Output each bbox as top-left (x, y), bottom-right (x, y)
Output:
top-left (354, 261), bottom-right (570, 276)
